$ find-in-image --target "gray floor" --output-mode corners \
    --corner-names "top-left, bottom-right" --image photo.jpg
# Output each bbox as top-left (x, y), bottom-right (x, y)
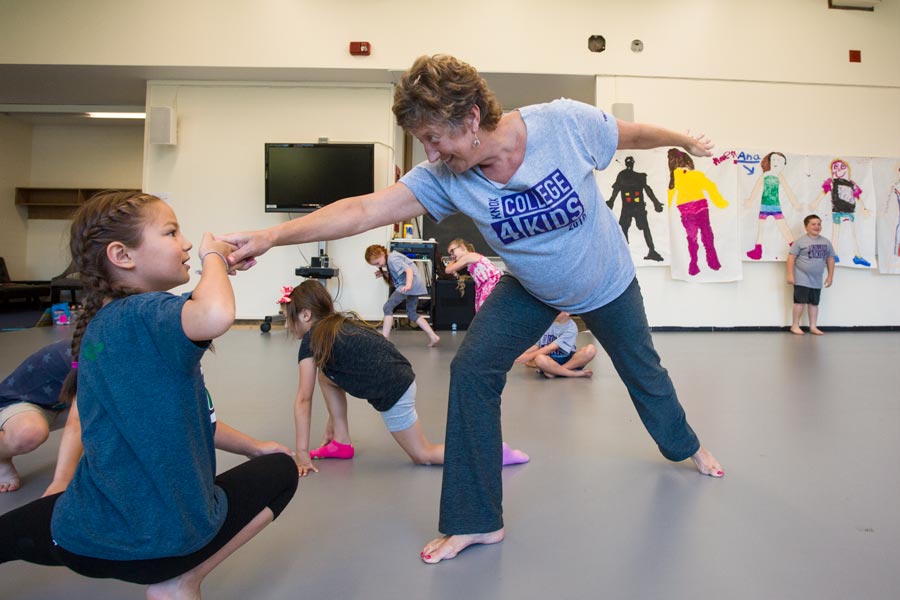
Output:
top-left (2, 326), bottom-right (898, 600)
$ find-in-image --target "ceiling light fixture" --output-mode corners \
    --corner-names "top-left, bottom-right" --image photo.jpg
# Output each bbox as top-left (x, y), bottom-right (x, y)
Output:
top-left (86, 112), bottom-right (146, 119)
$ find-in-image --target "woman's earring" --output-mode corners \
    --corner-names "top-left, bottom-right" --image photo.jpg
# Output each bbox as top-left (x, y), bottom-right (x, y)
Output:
top-left (472, 136), bottom-right (480, 148)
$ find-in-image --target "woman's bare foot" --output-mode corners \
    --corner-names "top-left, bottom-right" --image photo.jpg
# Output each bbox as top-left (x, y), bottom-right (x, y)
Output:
top-left (428, 335), bottom-right (441, 347)
top-left (0, 458), bottom-right (21, 493)
top-left (420, 529), bottom-right (505, 564)
top-left (790, 326), bottom-right (805, 335)
top-left (809, 327), bottom-right (824, 336)
top-left (690, 446), bottom-right (724, 477)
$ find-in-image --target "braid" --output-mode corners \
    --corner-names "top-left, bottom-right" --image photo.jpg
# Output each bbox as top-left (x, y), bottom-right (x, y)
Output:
top-left (64, 190), bottom-right (160, 396)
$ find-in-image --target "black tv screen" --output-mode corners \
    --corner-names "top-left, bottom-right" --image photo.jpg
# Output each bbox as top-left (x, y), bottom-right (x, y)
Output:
top-left (265, 143), bottom-right (374, 213)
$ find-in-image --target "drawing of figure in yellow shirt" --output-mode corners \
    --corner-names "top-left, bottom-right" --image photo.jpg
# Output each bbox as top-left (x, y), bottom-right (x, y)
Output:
top-left (667, 148), bottom-right (729, 276)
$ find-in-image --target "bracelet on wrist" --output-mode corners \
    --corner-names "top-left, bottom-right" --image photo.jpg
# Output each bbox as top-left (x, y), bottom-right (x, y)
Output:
top-left (199, 250), bottom-right (230, 269)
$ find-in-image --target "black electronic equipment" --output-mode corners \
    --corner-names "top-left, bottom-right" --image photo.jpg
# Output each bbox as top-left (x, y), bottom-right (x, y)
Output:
top-left (265, 143), bottom-right (374, 213)
top-left (295, 266), bottom-right (339, 279)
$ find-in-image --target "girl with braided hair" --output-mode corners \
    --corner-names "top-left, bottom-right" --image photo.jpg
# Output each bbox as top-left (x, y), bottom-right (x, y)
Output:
top-left (0, 191), bottom-right (298, 599)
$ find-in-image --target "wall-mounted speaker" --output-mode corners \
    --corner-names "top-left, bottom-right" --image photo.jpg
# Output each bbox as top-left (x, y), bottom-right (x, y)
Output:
top-left (148, 106), bottom-right (177, 145)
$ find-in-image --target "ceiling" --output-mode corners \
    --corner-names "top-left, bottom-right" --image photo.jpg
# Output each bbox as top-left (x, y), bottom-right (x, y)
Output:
top-left (0, 64), bottom-right (596, 126)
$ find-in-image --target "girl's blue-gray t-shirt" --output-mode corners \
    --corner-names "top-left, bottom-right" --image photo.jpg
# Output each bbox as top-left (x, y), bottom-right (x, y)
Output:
top-left (400, 98), bottom-right (634, 313)
top-left (387, 251), bottom-right (427, 296)
top-left (51, 292), bottom-right (226, 561)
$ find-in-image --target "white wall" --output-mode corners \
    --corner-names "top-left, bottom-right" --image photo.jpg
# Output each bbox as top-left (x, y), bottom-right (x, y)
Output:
top-left (143, 82), bottom-right (397, 319)
top-left (3, 0), bottom-right (898, 323)
top-left (1, 0), bottom-right (898, 87)
top-left (23, 125), bottom-right (144, 279)
top-left (0, 115), bottom-right (32, 278)
top-left (596, 76), bottom-right (900, 327)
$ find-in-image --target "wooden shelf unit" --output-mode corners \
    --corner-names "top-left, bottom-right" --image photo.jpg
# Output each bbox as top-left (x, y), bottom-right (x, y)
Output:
top-left (15, 187), bottom-right (138, 219)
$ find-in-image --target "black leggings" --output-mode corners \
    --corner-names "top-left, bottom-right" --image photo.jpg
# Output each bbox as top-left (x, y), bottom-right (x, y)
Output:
top-left (0, 452), bottom-right (298, 585)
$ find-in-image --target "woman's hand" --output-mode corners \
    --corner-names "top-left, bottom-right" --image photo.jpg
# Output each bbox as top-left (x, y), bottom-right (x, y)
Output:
top-left (215, 229), bottom-right (276, 271)
top-left (683, 131), bottom-right (715, 158)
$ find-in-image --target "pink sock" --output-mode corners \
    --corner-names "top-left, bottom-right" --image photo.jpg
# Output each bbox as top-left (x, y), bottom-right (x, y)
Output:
top-left (502, 442), bottom-right (529, 466)
top-left (310, 440), bottom-right (355, 459)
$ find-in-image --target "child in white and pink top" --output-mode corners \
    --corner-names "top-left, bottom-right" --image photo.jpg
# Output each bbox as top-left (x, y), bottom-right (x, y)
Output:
top-left (444, 238), bottom-right (502, 313)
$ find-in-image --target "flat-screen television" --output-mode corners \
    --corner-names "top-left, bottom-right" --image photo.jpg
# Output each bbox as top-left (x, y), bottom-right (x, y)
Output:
top-left (265, 143), bottom-right (374, 213)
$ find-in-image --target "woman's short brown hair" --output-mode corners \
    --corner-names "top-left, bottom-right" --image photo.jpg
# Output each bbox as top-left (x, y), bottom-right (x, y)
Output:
top-left (393, 55), bottom-right (503, 133)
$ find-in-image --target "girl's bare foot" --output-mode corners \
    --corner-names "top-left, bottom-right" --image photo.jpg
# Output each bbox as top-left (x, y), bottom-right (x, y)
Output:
top-left (809, 327), bottom-right (824, 335)
top-left (420, 529), bottom-right (505, 564)
top-left (428, 335), bottom-right (440, 347)
top-left (790, 327), bottom-right (805, 335)
top-left (574, 369), bottom-right (593, 378)
top-left (0, 458), bottom-right (21, 493)
top-left (690, 446), bottom-right (724, 477)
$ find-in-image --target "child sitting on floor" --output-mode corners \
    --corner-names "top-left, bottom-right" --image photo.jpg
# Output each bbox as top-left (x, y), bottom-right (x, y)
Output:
top-left (515, 312), bottom-right (597, 378)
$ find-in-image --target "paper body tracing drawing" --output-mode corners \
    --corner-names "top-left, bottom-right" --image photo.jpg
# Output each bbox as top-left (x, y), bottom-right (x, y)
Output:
top-left (739, 151), bottom-right (804, 262)
top-left (598, 151), bottom-right (670, 265)
top-left (873, 158), bottom-right (900, 275)
top-left (809, 156), bottom-right (877, 270)
top-left (666, 149), bottom-right (741, 282)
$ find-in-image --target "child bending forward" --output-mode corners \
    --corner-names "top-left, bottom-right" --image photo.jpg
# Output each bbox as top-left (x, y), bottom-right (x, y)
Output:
top-left (280, 281), bottom-right (528, 476)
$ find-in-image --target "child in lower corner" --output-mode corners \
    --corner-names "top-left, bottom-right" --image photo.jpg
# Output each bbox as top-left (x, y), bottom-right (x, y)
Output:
top-left (787, 214), bottom-right (835, 336)
top-left (514, 312), bottom-right (597, 378)
top-left (0, 191), bottom-right (298, 598)
top-left (365, 244), bottom-right (440, 346)
top-left (280, 281), bottom-right (528, 474)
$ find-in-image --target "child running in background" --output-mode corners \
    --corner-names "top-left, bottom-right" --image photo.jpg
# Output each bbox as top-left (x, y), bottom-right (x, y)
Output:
top-left (0, 191), bottom-right (298, 599)
top-left (443, 238), bottom-right (502, 313)
top-left (280, 280), bottom-right (528, 475)
top-left (0, 339), bottom-right (72, 493)
top-left (787, 214), bottom-right (835, 336)
top-left (515, 312), bottom-right (597, 378)
top-left (365, 244), bottom-right (440, 346)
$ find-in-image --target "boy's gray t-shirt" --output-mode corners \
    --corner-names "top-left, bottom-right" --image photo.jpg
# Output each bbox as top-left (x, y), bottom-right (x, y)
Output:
top-left (539, 320), bottom-right (578, 358)
top-left (400, 98), bottom-right (634, 313)
top-left (790, 234), bottom-right (835, 288)
top-left (387, 251), bottom-right (427, 295)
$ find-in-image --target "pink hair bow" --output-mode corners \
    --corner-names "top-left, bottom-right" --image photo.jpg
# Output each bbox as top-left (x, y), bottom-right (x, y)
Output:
top-left (276, 286), bottom-right (294, 304)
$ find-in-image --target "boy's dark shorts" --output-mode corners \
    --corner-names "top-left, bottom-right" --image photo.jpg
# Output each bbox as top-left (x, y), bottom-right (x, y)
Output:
top-left (793, 285), bottom-right (822, 306)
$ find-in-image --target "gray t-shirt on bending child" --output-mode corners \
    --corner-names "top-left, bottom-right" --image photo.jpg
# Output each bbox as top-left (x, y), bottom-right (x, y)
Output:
top-left (790, 234), bottom-right (835, 289)
top-left (400, 99), bottom-right (634, 313)
top-left (387, 251), bottom-right (427, 296)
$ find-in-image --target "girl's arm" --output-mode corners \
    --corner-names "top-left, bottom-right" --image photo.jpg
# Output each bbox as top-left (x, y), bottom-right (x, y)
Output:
top-left (617, 121), bottom-right (714, 157)
top-left (182, 232), bottom-right (236, 342)
top-left (42, 399), bottom-right (82, 497)
top-left (213, 421), bottom-right (293, 458)
top-left (220, 183), bottom-right (427, 269)
top-left (444, 252), bottom-right (480, 275)
top-left (400, 265), bottom-right (415, 293)
top-left (294, 358), bottom-right (319, 477)
top-left (514, 343), bottom-right (560, 364)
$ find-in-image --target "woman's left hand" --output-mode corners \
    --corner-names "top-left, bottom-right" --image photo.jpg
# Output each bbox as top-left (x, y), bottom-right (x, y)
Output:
top-left (683, 131), bottom-right (715, 158)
